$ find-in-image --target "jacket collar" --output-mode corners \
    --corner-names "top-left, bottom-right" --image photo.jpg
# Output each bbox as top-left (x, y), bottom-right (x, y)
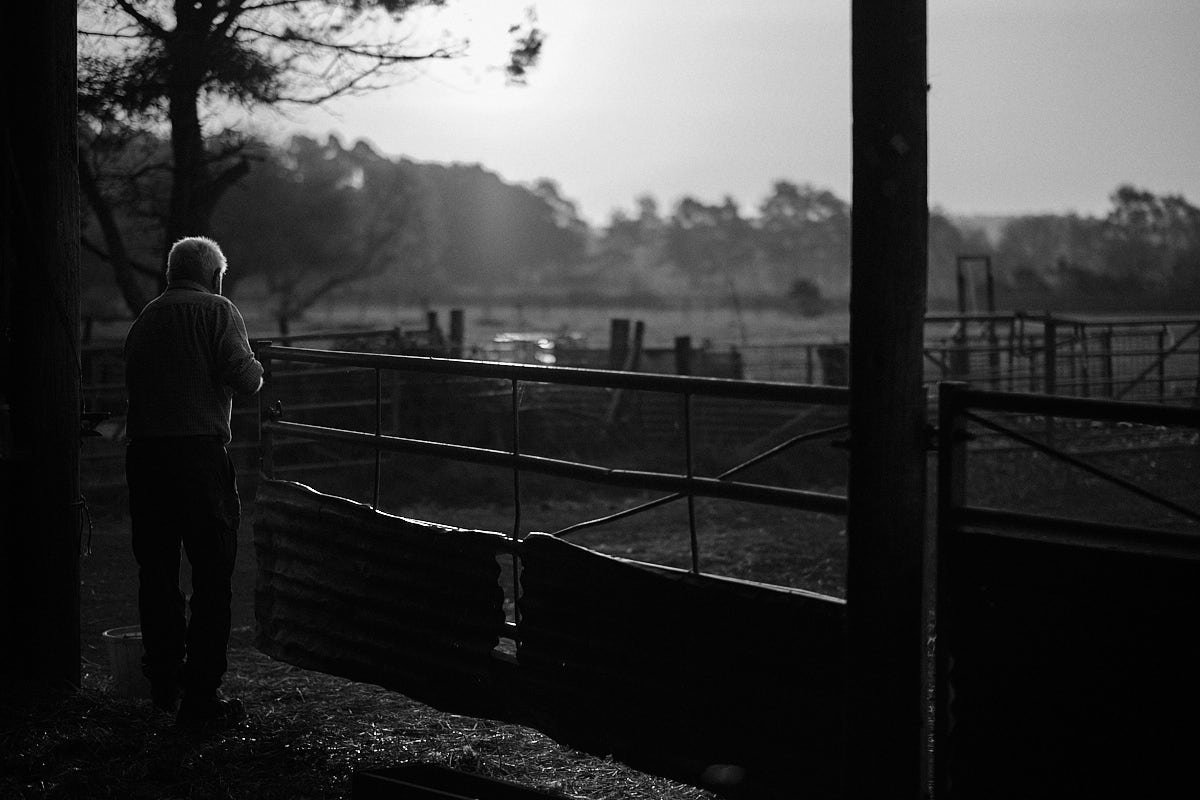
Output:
top-left (166, 279), bottom-right (213, 294)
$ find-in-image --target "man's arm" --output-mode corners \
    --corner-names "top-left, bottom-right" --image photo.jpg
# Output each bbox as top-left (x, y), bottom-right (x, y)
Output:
top-left (217, 301), bottom-right (265, 396)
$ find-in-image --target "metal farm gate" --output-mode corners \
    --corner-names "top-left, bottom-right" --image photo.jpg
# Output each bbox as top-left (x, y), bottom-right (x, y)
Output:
top-left (934, 383), bottom-right (1200, 799)
top-left (251, 344), bottom-right (851, 799)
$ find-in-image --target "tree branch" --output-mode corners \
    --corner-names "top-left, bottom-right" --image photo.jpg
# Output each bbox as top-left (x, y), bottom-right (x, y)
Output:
top-left (80, 234), bottom-right (160, 279)
top-left (112, 0), bottom-right (167, 37)
top-left (200, 156), bottom-right (253, 216)
top-left (79, 158), bottom-right (155, 313)
top-left (212, 1), bottom-right (244, 41)
top-left (236, 23), bottom-right (460, 62)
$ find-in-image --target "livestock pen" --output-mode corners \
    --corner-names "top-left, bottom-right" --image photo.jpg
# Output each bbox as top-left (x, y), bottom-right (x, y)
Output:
top-left (251, 343), bottom-right (852, 799)
top-left (246, 342), bottom-right (1199, 799)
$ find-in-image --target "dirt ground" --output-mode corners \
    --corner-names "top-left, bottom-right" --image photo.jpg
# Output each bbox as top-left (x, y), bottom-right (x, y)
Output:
top-left (4, 493), bottom-right (735, 800)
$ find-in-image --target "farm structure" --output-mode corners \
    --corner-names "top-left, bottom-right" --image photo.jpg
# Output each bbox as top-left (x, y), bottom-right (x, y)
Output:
top-left (736, 312), bottom-right (1200, 405)
top-left (246, 343), bottom-right (1199, 799)
top-left (253, 345), bottom-right (850, 798)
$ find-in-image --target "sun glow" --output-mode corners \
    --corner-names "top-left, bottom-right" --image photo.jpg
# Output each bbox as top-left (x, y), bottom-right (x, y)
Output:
top-left (399, 0), bottom-right (541, 98)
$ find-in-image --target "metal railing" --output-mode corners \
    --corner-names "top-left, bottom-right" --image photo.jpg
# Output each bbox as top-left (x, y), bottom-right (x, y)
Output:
top-left (924, 313), bottom-right (1200, 403)
top-left (736, 313), bottom-right (1200, 404)
top-left (255, 343), bottom-right (851, 578)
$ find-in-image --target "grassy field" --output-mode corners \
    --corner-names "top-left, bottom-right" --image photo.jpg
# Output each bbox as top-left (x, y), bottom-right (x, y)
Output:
top-left (255, 298), bottom-right (852, 349)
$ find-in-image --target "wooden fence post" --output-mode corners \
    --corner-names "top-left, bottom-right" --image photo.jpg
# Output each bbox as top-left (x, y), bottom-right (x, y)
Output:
top-left (449, 309), bottom-right (465, 358)
top-left (605, 321), bottom-right (644, 425)
top-left (1078, 323), bottom-right (1092, 398)
top-left (427, 311), bottom-right (444, 348)
top-left (1043, 314), bottom-right (1058, 396)
top-left (674, 336), bottom-right (693, 376)
top-left (608, 318), bottom-right (630, 371)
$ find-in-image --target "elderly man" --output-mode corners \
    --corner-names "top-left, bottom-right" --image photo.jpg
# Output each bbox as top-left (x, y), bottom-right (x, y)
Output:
top-left (124, 236), bottom-right (263, 725)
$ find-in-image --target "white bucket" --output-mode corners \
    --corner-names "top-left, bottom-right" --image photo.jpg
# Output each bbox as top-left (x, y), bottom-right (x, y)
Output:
top-left (102, 625), bottom-right (151, 699)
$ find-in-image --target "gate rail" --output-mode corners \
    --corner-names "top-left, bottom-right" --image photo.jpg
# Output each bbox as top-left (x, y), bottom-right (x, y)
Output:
top-left (256, 343), bottom-right (850, 577)
top-left (937, 383), bottom-right (1200, 559)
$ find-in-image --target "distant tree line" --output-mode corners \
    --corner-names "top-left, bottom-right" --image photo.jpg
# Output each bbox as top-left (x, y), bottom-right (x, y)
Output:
top-left (80, 133), bottom-right (1199, 327)
top-left (988, 186), bottom-right (1200, 312)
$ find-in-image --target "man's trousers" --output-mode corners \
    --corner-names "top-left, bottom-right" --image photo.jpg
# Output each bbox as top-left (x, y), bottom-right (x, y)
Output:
top-left (126, 437), bottom-right (240, 699)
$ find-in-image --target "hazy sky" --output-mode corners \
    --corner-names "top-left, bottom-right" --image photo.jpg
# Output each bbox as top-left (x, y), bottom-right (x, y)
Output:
top-left (276, 0), bottom-right (1200, 227)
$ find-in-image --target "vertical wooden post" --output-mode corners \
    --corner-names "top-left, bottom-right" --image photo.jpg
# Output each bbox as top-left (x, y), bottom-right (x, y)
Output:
top-left (1006, 320), bottom-right (1016, 392)
top-left (605, 321), bottom-right (645, 426)
top-left (1043, 314), bottom-right (1058, 396)
top-left (627, 320), bottom-right (645, 372)
top-left (426, 310), bottom-right (444, 348)
top-left (674, 336), bottom-right (692, 376)
top-left (1067, 326), bottom-right (1078, 396)
top-left (449, 309), bottom-right (465, 358)
top-left (608, 318), bottom-right (630, 371)
top-left (847, 2), bottom-right (928, 797)
top-left (1078, 323), bottom-right (1092, 398)
top-left (0, 0), bottom-right (81, 690)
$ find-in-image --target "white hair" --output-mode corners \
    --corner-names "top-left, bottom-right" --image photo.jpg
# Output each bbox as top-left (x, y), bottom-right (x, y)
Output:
top-left (166, 236), bottom-right (227, 286)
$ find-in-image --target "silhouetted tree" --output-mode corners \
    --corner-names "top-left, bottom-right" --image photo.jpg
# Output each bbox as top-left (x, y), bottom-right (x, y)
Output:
top-left (212, 136), bottom-right (435, 333)
top-left (77, 0), bottom-right (544, 315)
top-left (993, 214), bottom-right (1103, 287)
top-left (587, 194), bottom-right (679, 298)
top-left (1102, 185), bottom-right (1200, 289)
top-left (755, 181), bottom-right (851, 295)
top-left (667, 195), bottom-right (755, 291)
top-left (988, 187), bottom-right (1200, 309)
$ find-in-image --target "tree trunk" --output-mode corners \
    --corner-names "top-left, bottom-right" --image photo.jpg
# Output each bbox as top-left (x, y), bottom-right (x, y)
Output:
top-left (163, 3), bottom-right (213, 256)
top-left (79, 158), bottom-right (152, 314)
